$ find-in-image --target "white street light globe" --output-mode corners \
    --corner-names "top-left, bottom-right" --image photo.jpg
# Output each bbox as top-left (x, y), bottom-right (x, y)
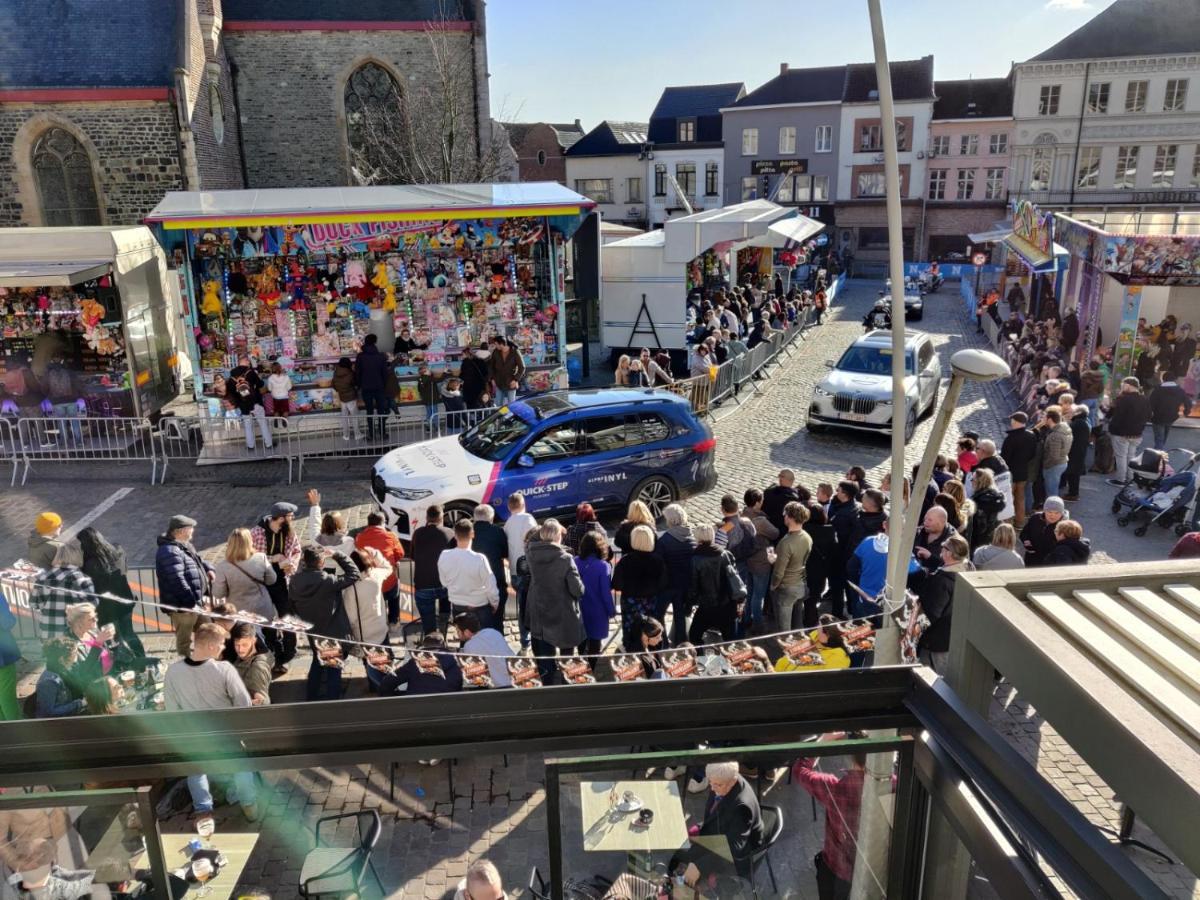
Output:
top-left (950, 348), bottom-right (1010, 382)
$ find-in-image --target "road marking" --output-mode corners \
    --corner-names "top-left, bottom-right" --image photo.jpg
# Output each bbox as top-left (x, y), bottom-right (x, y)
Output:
top-left (61, 487), bottom-right (135, 541)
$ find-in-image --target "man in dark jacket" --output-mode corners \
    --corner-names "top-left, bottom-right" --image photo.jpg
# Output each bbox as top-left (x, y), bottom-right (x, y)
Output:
top-left (670, 761), bottom-right (764, 884)
top-left (354, 334), bottom-right (391, 440)
top-left (912, 506), bottom-right (957, 573)
top-left (525, 521), bottom-right (586, 678)
top-left (845, 489), bottom-right (887, 554)
top-left (1171, 324), bottom-right (1196, 379)
top-left (655, 506), bottom-right (697, 644)
top-left (1148, 374), bottom-right (1192, 450)
top-left (470, 504), bottom-right (509, 620)
top-left (228, 355), bottom-right (272, 451)
top-left (1020, 497), bottom-right (1066, 567)
top-left (379, 633), bottom-right (463, 696)
top-left (1043, 519), bottom-right (1091, 566)
top-left (761, 469), bottom-right (801, 535)
top-left (1107, 376), bottom-right (1153, 484)
top-left (1063, 406), bottom-right (1091, 500)
top-left (914, 534), bottom-right (972, 673)
top-left (1001, 412), bottom-right (1038, 526)
top-left (827, 481), bottom-right (861, 613)
top-left (1060, 307), bottom-right (1080, 356)
top-left (289, 546), bottom-right (360, 701)
top-left (155, 515), bottom-right (213, 658)
top-left (411, 505), bottom-right (456, 634)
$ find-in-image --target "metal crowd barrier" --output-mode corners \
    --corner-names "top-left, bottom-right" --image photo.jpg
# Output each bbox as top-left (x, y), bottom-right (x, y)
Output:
top-left (14, 415), bottom-right (159, 486)
top-left (0, 417), bottom-right (18, 487)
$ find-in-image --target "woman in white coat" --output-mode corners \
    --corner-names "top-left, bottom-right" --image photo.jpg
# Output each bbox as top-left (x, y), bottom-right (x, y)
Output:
top-left (343, 547), bottom-right (392, 690)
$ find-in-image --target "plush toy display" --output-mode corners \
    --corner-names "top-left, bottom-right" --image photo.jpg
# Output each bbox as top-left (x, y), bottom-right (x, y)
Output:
top-left (201, 281), bottom-right (223, 317)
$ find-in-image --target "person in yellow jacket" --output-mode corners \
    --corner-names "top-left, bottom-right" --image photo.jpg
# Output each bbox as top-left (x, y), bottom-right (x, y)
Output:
top-left (774, 615), bottom-right (851, 672)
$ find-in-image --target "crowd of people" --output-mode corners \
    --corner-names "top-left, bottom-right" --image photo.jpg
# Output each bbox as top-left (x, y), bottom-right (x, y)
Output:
top-left (213, 332), bottom-right (526, 449)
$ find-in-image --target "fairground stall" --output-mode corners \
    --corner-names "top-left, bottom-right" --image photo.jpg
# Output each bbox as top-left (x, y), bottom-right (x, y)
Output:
top-left (1055, 212), bottom-right (1200, 396)
top-left (0, 226), bottom-right (179, 418)
top-left (1000, 200), bottom-right (1068, 321)
top-left (601, 199), bottom-right (823, 359)
top-left (146, 183), bottom-right (594, 414)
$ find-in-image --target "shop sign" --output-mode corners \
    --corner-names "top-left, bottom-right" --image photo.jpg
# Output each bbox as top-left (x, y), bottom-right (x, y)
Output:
top-left (972, 252), bottom-right (987, 266)
top-left (1113, 285), bottom-right (1143, 381)
top-left (1010, 200), bottom-right (1052, 257)
top-left (1131, 190), bottom-right (1200, 204)
top-left (751, 159), bottom-right (809, 175)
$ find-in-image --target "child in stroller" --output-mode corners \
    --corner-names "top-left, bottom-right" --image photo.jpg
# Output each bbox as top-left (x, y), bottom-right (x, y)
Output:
top-left (1117, 469), bottom-right (1198, 536)
top-left (1110, 448), bottom-right (1173, 515)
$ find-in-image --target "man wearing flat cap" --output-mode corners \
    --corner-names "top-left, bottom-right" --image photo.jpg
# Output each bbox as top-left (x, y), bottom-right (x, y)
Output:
top-left (250, 501), bottom-right (302, 674)
top-left (155, 514), bottom-right (213, 658)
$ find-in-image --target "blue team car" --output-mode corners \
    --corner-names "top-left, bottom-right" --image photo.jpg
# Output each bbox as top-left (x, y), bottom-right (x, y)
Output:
top-left (372, 389), bottom-right (718, 537)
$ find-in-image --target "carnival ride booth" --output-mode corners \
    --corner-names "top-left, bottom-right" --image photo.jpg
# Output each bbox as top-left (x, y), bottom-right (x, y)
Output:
top-left (600, 200), bottom-right (823, 363)
top-left (0, 226), bottom-right (178, 419)
top-left (1001, 200), bottom-right (1069, 321)
top-left (1055, 214), bottom-right (1200, 420)
top-left (146, 183), bottom-right (594, 415)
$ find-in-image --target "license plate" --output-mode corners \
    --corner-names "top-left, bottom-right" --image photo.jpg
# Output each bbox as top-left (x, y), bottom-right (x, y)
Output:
top-left (846, 413), bottom-right (867, 423)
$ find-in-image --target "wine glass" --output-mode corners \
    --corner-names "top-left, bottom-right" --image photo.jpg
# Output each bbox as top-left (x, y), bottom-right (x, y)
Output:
top-left (196, 815), bottom-right (215, 842)
top-left (192, 857), bottom-right (214, 897)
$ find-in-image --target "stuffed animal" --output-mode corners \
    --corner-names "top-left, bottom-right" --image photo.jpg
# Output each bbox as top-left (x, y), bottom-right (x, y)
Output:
top-left (345, 260), bottom-right (367, 289)
top-left (201, 281), bottom-right (223, 316)
top-left (349, 300), bottom-right (372, 319)
top-left (371, 261), bottom-right (397, 310)
top-left (80, 298), bottom-right (105, 329)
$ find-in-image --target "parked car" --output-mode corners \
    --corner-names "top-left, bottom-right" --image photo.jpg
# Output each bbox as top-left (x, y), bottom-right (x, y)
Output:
top-left (372, 389), bottom-right (718, 536)
top-left (807, 330), bottom-right (942, 442)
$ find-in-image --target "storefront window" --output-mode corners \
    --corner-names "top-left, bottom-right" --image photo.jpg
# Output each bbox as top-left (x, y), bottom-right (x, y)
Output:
top-left (344, 62), bottom-right (403, 185)
top-left (1153, 144), bottom-right (1177, 187)
top-left (32, 128), bottom-right (101, 226)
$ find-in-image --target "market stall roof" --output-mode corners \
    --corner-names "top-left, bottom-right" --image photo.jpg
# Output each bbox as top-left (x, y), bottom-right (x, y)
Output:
top-left (949, 561), bottom-right (1200, 874)
top-left (145, 182), bottom-right (595, 229)
top-left (0, 226), bottom-right (163, 280)
top-left (662, 199), bottom-right (802, 263)
top-left (1002, 234), bottom-right (1068, 272)
top-left (968, 223), bottom-right (1012, 244)
top-left (731, 215), bottom-right (825, 253)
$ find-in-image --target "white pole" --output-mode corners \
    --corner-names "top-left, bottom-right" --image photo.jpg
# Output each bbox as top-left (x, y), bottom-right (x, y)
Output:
top-left (851, 2), bottom-right (908, 897)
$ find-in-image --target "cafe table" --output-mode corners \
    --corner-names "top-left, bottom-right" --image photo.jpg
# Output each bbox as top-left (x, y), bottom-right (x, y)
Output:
top-left (159, 831), bottom-right (260, 900)
top-left (579, 780), bottom-right (688, 876)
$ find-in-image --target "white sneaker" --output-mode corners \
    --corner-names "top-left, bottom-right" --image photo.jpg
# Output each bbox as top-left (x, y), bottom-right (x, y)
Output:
top-left (663, 766), bottom-right (685, 780)
top-left (644, 767), bottom-right (659, 778)
top-left (686, 776), bottom-right (708, 794)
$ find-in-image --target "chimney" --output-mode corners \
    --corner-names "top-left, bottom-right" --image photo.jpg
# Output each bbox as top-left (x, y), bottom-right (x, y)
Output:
top-left (575, 118), bottom-right (582, 130)
top-left (780, 63), bottom-right (789, 76)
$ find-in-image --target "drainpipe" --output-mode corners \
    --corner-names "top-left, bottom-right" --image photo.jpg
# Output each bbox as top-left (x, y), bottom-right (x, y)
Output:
top-left (471, 0), bottom-right (491, 167)
top-left (1068, 61), bottom-right (1092, 207)
top-left (227, 56), bottom-right (251, 188)
top-left (171, 0), bottom-right (200, 191)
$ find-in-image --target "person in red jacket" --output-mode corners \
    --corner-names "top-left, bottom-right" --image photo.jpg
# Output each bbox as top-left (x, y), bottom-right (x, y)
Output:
top-left (354, 512), bottom-right (405, 627)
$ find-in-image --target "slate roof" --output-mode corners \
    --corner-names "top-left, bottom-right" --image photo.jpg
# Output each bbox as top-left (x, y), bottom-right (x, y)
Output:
top-left (550, 122), bottom-right (586, 150)
top-left (565, 121), bottom-right (648, 157)
top-left (504, 122), bottom-right (586, 153)
top-left (648, 83), bottom-right (744, 145)
top-left (0, 0), bottom-right (178, 89)
top-left (843, 56), bottom-right (935, 103)
top-left (222, 0), bottom-right (476, 20)
top-left (1030, 0), bottom-right (1200, 61)
top-left (933, 78), bottom-right (1014, 120)
top-left (730, 66), bottom-right (847, 107)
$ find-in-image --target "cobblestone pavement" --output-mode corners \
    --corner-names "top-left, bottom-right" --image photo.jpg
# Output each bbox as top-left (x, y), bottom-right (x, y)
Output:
top-left (2, 280), bottom-right (1197, 897)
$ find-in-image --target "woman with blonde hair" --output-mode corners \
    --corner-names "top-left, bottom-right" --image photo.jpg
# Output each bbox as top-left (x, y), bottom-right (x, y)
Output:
top-left (614, 354), bottom-right (633, 386)
top-left (212, 527), bottom-right (277, 622)
top-left (972, 523), bottom-right (1024, 570)
top-left (941, 479), bottom-right (972, 531)
top-left (614, 499), bottom-right (656, 554)
top-left (612, 525), bottom-right (667, 651)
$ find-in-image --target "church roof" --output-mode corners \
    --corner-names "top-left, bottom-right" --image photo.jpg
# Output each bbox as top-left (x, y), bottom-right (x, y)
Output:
top-left (1030, 0), bottom-right (1200, 61)
top-left (221, 0), bottom-right (477, 21)
top-left (0, 0), bottom-right (178, 89)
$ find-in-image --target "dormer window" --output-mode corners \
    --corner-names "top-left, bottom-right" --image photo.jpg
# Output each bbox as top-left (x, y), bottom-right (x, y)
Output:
top-left (677, 119), bottom-right (696, 142)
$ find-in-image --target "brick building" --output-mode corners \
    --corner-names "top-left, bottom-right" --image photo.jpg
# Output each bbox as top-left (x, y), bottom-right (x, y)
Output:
top-left (504, 122), bottom-right (585, 185)
top-left (0, 0), bottom-right (489, 226)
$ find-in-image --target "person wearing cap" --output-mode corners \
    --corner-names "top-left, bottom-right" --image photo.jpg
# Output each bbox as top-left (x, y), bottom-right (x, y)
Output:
top-left (1106, 376), bottom-right (1152, 485)
top-left (155, 515), bottom-right (214, 658)
top-left (1001, 412), bottom-right (1038, 527)
top-left (251, 501), bottom-right (302, 673)
top-left (1020, 497), bottom-right (1067, 567)
top-left (27, 512), bottom-right (64, 570)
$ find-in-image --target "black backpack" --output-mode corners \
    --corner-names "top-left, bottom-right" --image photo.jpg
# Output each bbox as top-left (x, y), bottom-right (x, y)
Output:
top-left (728, 518), bottom-right (759, 562)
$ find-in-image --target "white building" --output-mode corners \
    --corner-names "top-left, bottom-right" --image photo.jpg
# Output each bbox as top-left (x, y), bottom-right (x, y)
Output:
top-left (1010, 0), bottom-right (1200, 231)
top-left (643, 83), bottom-right (745, 227)
top-left (835, 56), bottom-right (936, 269)
top-left (563, 121), bottom-right (649, 228)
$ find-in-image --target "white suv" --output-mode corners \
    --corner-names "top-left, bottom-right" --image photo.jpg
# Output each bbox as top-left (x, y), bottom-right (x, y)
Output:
top-left (808, 330), bottom-right (941, 442)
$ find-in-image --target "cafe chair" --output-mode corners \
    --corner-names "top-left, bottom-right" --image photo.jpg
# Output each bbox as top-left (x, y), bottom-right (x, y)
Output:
top-left (749, 804), bottom-right (783, 893)
top-left (298, 809), bottom-right (384, 899)
top-left (528, 866), bottom-right (551, 900)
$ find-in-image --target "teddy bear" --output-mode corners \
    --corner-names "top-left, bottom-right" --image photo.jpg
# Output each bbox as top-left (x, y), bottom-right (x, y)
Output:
top-left (371, 261), bottom-right (397, 311)
top-left (201, 281), bottom-right (223, 317)
top-left (80, 298), bottom-right (105, 329)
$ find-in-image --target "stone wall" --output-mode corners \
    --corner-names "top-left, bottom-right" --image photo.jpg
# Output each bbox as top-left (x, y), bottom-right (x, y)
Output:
top-left (225, 29), bottom-right (479, 188)
top-left (0, 102), bottom-right (184, 226)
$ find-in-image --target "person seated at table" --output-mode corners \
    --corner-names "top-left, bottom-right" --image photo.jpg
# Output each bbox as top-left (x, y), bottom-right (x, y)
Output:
top-left (83, 675), bottom-right (124, 716)
top-left (9, 837), bottom-right (98, 900)
top-left (670, 761), bottom-right (765, 885)
top-left (453, 859), bottom-right (505, 900)
top-left (774, 615), bottom-right (851, 672)
top-left (379, 633), bottom-right (463, 696)
top-left (35, 637), bottom-right (87, 718)
top-left (222, 622), bottom-right (273, 706)
top-left (63, 603), bottom-right (114, 685)
top-left (635, 616), bottom-right (669, 679)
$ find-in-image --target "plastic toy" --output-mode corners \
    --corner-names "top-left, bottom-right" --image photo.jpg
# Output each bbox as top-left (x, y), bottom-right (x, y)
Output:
top-left (201, 281), bottom-right (223, 316)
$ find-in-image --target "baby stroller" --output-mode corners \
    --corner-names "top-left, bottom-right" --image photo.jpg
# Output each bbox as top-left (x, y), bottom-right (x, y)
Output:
top-left (1110, 448), bottom-right (1172, 515)
top-left (1117, 469), bottom-right (1198, 536)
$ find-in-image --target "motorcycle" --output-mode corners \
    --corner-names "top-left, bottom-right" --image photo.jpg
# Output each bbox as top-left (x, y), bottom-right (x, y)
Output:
top-left (919, 270), bottom-right (943, 293)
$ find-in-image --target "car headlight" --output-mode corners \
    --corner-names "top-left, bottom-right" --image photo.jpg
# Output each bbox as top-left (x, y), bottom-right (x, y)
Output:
top-left (876, 398), bottom-right (893, 405)
top-left (386, 487), bottom-right (433, 501)
top-left (814, 386), bottom-right (833, 397)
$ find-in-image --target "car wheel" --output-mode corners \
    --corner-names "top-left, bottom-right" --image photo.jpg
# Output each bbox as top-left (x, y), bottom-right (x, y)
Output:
top-left (903, 407), bottom-right (917, 443)
top-left (925, 383), bottom-right (940, 417)
top-left (632, 476), bottom-right (677, 521)
top-left (443, 501), bottom-right (476, 527)
top-left (914, 311), bottom-right (923, 321)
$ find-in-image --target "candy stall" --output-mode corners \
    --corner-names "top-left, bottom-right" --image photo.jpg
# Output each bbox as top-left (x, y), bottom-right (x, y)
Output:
top-left (146, 183), bottom-right (595, 413)
top-left (0, 226), bottom-right (179, 418)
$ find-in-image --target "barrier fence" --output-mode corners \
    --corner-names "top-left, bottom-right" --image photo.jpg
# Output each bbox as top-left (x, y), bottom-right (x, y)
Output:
top-left (3, 283), bottom-right (839, 486)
